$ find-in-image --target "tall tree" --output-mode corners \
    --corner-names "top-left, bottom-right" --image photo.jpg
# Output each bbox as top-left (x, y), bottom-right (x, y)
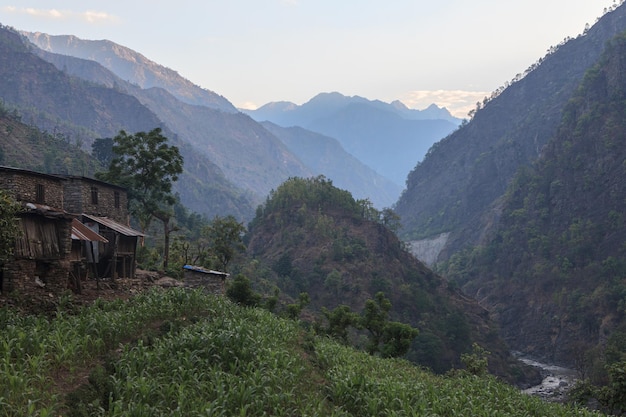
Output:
top-left (91, 137), bottom-right (114, 167)
top-left (96, 128), bottom-right (183, 269)
top-left (202, 215), bottom-right (246, 271)
top-left (361, 292), bottom-right (419, 358)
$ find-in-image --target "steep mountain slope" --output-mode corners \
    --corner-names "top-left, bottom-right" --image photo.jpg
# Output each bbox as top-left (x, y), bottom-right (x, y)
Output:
top-left (0, 25), bottom-right (254, 220)
top-left (24, 32), bottom-right (237, 113)
top-left (444, 30), bottom-right (626, 366)
top-left (395, 5), bottom-right (626, 262)
top-left (245, 177), bottom-right (533, 381)
top-left (260, 121), bottom-right (402, 208)
top-left (0, 105), bottom-right (99, 175)
top-left (245, 92), bottom-right (460, 188)
top-left (0, 27), bottom-right (159, 141)
top-left (24, 35), bottom-right (404, 207)
top-left (26, 46), bottom-right (310, 199)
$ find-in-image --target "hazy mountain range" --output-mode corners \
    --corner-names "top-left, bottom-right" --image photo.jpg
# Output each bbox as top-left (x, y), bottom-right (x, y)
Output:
top-left (23, 31), bottom-right (457, 207)
top-left (243, 93), bottom-right (460, 187)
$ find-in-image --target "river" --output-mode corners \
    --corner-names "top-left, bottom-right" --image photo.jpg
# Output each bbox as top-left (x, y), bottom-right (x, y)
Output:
top-left (515, 354), bottom-right (579, 402)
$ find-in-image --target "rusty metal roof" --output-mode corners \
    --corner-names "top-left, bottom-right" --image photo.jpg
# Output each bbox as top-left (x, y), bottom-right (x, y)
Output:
top-left (71, 218), bottom-right (108, 242)
top-left (82, 214), bottom-right (145, 237)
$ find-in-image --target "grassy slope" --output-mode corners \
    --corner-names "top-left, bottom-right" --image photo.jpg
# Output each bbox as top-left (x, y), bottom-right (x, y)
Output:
top-left (0, 288), bottom-right (605, 416)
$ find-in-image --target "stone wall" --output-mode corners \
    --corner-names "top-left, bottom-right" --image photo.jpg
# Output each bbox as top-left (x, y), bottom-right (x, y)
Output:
top-left (63, 177), bottom-right (129, 223)
top-left (0, 168), bottom-right (65, 208)
top-left (183, 269), bottom-right (226, 295)
top-left (3, 259), bottom-right (70, 294)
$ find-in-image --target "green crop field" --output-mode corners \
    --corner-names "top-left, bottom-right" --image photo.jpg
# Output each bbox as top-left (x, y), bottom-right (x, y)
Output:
top-left (0, 288), bottom-right (606, 416)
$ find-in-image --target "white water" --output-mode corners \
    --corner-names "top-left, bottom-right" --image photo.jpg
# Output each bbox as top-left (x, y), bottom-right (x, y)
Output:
top-left (517, 355), bottom-right (578, 402)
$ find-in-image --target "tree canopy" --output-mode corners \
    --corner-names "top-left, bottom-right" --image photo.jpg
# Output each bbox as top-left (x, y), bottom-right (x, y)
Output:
top-left (96, 128), bottom-right (183, 268)
top-left (97, 128), bottom-right (183, 220)
top-left (202, 215), bottom-right (246, 272)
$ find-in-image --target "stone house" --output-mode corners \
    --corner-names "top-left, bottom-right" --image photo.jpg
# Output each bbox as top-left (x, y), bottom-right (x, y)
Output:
top-left (183, 264), bottom-right (230, 295)
top-left (0, 166), bottom-right (141, 294)
top-left (62, 176), bottom-right (142, 280)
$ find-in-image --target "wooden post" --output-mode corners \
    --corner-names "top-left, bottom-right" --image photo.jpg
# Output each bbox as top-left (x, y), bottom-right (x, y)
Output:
top-left (90, 241), bottom-right (100, 290)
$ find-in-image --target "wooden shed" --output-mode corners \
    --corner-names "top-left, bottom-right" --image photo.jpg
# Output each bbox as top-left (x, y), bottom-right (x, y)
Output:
top-left (80, 214), bottom-right (144, 279)
top-left (183, 265), bottom-right (229, 295)
top-left (4, 203), bottom-right (73, 294)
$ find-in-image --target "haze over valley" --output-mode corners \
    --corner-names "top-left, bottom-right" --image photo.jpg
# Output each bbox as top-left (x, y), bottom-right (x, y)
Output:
top-left (2, 2), bottom-right (626, 414)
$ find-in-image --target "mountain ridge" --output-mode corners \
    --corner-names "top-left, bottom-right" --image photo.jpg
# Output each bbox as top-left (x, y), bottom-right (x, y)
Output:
top-left (22, 30), bottom-right (401, 209)
top-left (442, 28), bottom-right (626, 367)
top-left (244, 92), bottom-right (460, 188)
top-left (395, 4), bottom-right (626, 263)
top-left (0, 25), bottom-right (256, 220)
top-left (24, 32), bottom-right (238, 113)
top-left (260, 121), bottom-right (402, 207)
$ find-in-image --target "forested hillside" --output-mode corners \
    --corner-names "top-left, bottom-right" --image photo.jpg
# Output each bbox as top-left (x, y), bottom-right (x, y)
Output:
top-left (0, 104), bottom-right (98, 175)
top-left (244, 176), bottom-right (527, 379)
top-left (442, 30), bottom-right (626, 376)
top-left (395, 5), bottom-right (626, 262)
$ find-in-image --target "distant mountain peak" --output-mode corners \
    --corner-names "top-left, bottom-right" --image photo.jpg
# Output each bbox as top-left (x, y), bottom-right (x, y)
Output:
top-left (390, 100), bottom-right (410, 110)
top-left (24, 31), bottom-right (237, 113)
top-left (254, 101), bottom-right (298, 112)
top-left (242, 92), bottom-right (460, 188)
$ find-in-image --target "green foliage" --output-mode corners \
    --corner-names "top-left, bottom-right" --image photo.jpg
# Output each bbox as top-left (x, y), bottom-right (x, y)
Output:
top-left (90, 137), bottom-right (114, 167)
top-left (0, 288), bottom-right (212, 416)
top-left (0, 189), bottom-right (20, 263)
top-left (96, 128), bottom-right (183, 268)
top-left (0, 289), bottom-right (607, 416)
top-left (318, 305), bottom-right (361, 344)
top-left (600, 361), bottom-right (626, 414)
top-left (361, 292), bottom-right (419, 358)
top-left (272, 252), bottom-right (293, 277)
top-left (202, 215), bottom-right (246, 272)
top-left (316, 340), bottom-right (603, 417)
top-left (96, 128), bottom-right (183, 227)
top-left (226, 274), bottom-right (261, 307)
top-left (571, 360), bottom-right (626, 416)
top-left (262, 176), bottom-right (360, 219)
top-left (252, 176), bottom-right (401, 234)
top-left (461, 343), bottom-right (491, 376)
top-left (285, 292), bottom-right (310, 320)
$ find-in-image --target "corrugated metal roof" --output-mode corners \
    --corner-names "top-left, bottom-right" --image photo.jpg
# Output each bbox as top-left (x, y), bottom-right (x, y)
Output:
top-left (82, 214), bottom-right (145, 237)
top-left (71, 218), bottom-right (108, 242)
top-left (183, 265), bottom-right (230, 276)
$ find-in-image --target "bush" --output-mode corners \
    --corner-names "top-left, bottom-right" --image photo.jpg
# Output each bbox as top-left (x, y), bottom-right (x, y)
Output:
top-left (226, 274), bottom-right (261, 307)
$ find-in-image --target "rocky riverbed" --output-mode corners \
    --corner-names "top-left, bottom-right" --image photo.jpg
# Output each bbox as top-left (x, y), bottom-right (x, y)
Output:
top-left (517, 355), bottom-right (578, 402)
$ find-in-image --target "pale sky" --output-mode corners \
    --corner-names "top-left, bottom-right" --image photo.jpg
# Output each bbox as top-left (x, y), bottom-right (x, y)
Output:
top-left (0, 1), bottom-right (618, 118)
